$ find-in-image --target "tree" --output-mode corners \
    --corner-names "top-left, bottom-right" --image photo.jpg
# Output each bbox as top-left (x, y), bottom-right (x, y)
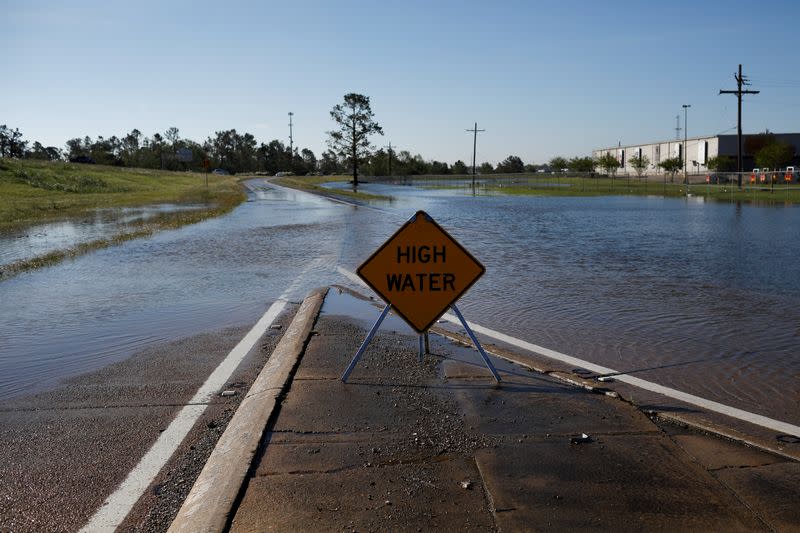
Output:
top-left (496, 155), bottom-right (524, 173)
top-left (658, 157), bottom-right (682, 183)
top-left (165, 127), bottom-right (180, 146)
top-left (151, 132), bottom-right (166, 169)
top-left (0, 125), bottom-right (27, 158)
top-left (89, 135), bottom-right (122, 165)
top-left (319, 149), bottom-right (340, 175)
top-left (549, 156), bottom-right (568, 171)
top-left (365, 148), bottom-right (389, 176)
top-left (429, 160), bottom-right (450, 175)
top-left (478, 162), bottom-right (494, 174)
top-left (258, 139), bottom-right (291, 174)
top-left (27, 141), bottom-right (62, 161)
top-left (452, 160), bottom-right (468, 174)
top-left (629, 153), bottom-right (650, 180)
top-left (394, 151), bottom-right (427, 175)
top-left (300, 148), bottom-right (317, 174)
top-left (755, 141), bottom-right (795, 170)
top-left (597, 153), bottom-right (620, 176)
top-left (706, 155), bottom-right (734, 172)
top-left (327, 93), bottom-right (383, 187)
top-left (121, 129), bottom-right (142, 166)
top-left (568, 156), bottom-right (595, 173)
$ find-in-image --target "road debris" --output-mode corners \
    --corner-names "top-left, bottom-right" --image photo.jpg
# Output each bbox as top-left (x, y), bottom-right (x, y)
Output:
top-left (570, 433), bottom-right (592, 445)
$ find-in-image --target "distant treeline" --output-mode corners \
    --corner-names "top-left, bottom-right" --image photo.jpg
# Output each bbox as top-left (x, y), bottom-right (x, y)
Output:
top-left (0, 124), bottom-right (595, 176)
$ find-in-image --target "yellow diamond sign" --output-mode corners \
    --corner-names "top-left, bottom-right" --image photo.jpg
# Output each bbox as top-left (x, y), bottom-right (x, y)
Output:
top-left (357, 210), bottom-right (485, 333)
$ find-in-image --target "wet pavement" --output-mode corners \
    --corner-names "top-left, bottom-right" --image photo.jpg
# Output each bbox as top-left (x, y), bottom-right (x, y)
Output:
top-left (3, 179), bottom-right (799, 439)
top-left (2, 178), bottom-right (800, 531)
top-left (0, 307), bottom-right (298, 533)
top-left (229, 290), bottom-right (800, 532)
top-left (0, 181), bottom-right (344, 400)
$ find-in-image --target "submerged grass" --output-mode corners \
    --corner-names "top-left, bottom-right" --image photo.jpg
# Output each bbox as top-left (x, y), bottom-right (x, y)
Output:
top-left (0, 158), bottom-right (245, 231)
top-left (421, 174), bottom-right (800, 204)
top-left (0, 158), bottom-right (246, 279)
top-left (0, 200), bottom-right (241, 281)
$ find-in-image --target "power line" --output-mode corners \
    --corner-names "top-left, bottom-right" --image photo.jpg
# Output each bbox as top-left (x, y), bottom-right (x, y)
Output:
top-left (719, 63), bottom-right (759, 186)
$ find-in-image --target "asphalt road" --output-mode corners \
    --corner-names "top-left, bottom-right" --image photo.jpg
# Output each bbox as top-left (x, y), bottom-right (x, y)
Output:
top-left (0, 307), bottom-right (298, 533)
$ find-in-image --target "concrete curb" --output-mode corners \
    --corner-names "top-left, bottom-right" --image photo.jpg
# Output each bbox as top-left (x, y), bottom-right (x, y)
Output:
top-left (167, 287), bottom-right (328, 533)
top-left (429, 325), bottom-right (800, 463)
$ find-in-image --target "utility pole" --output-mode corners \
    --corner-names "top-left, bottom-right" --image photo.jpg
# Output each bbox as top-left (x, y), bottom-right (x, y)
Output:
top-left (675, 115), bottom-right (682, 140)
top-left (466, 122), bottom-right (485, 188)
top-left (288, 112), bottom-right (294, 159)
top-left (683, 104), bottom-right (691, 188)
top-left (719, 64), bottom-right (759, 188)
top-left (387, 141), bottom-right (393, 176)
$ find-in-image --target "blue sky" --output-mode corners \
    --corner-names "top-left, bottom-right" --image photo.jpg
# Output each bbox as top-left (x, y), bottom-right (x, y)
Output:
top-left (3, 0), bottom-right (799, 164)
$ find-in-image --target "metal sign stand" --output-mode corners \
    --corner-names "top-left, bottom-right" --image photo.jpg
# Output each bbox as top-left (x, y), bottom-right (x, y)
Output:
top-left (450, 304), bottom-right (501, 382)
top-left (341, 303), bottom-right (501, 383)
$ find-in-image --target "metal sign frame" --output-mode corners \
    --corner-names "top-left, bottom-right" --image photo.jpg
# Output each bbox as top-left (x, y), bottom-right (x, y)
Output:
top-left (342, 211), bottom-right (500, 383)
top-left (340, 303), bottom-right (500, 383)
top-left (356, 210), bottom-right (485, 333)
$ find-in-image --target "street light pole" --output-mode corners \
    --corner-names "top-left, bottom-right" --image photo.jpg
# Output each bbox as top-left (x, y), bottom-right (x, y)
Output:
top-left (682, 104), bottom-right (691, 191)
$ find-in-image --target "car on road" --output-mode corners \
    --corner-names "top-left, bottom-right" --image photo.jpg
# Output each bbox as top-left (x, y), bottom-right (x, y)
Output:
top-left (212, 168), bottom-right (230, 175)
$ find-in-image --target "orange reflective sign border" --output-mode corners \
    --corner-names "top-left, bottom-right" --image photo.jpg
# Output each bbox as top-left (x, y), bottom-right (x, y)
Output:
top-left (357, 210), bottom-right (485, 333)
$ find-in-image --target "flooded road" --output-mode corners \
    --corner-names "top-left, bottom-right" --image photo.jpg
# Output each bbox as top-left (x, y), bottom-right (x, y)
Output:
top-left (0, 182), bottom-right (345, 398)
top-left (1, 179), bottom-right (798, 432)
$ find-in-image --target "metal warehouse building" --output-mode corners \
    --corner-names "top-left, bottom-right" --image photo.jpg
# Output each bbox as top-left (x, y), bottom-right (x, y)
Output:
top-left (592, 133), bottom-right (800, 174)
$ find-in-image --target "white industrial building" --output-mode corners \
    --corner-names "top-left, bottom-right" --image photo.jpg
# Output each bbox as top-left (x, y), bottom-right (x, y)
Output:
top-left (593, 133), bottom-right (800, 174)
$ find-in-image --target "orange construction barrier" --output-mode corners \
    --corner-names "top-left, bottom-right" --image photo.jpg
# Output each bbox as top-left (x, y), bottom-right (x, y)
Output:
top-left (750, 173), bottom-right (756, 184)
top-left (760, 173), bottom-right (767, 183)
top-left (786, 172), bottom-right (793, 183)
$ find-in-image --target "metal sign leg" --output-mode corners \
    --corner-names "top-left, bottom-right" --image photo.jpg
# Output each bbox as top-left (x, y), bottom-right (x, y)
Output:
top-left (450, 304), bottom-right (501, 382)
top-left (341, 304), bottom-right (392, 383)
top-left (418, 335), bottom-right (424, 364)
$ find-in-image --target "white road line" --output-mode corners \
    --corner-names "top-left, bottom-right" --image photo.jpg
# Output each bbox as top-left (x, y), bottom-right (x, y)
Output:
top-left (79, 299), bottom-right (287, 533)
top-left (80, 253), bottom-right (325, 532)
top-left (335, 265), bottom-right (800, 438)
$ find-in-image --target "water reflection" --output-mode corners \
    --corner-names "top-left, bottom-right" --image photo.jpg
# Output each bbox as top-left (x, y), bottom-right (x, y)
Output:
top-left (1, 180), bottom-right (798, 429)
top-left (0, 204), bottom-right (206, 266)
top-left (0, 181), bottom-right (349, 399)
top-left (331, 184), bottom-right (800, 426)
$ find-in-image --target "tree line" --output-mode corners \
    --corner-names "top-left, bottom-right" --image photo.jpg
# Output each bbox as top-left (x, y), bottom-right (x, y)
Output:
top-left (1, 122), bottom-right (599, 177)
top-left (0, 124), bottom-right (340, 176)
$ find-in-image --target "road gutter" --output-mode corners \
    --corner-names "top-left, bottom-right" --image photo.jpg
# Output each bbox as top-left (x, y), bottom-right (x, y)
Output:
top-left (167, 287), bottom-right (327, 533)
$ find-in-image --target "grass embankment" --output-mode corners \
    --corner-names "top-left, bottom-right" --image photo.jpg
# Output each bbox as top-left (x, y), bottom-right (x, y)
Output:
top-left (0, 158), bottom-right (246, 278)
top-left (424, 174), bottom-right (800, 204)
top-left (272, 175), bottom-right (392, 201)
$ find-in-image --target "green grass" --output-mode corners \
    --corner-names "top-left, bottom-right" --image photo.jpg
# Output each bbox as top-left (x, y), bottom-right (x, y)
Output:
top-left (0, 158), bottom-right (247, 279)
top-left (420, 174), bottom-right (800, 204)
top-left (272, 175), bottom-right (392, 201)
top-left (0, 158), bottom-right (245, 231)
